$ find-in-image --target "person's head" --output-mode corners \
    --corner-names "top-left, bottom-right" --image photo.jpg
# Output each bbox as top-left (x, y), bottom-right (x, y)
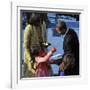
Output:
top-left (56, 21), bottom-right (67, 35)
top-left (39, 13), bottom-right (48, 24)
top-left (31, 46), bottom-right (41, 57)
top-left (63, 54), bottom-right (75, 70)
top-left (29, 13), bottom-right (41, 26)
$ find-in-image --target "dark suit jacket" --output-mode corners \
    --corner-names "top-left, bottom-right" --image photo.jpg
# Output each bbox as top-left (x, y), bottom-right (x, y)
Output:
top-left (63, 28), bottom-right (79, 75)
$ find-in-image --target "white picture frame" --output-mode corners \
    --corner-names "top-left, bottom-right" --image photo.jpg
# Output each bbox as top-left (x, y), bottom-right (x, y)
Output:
top-left (11, 1), bottom-right (87, 89)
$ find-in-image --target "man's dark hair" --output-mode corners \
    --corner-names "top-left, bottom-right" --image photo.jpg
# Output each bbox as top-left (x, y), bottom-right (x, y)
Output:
top-left (58, 21), bottom-right (67, 30)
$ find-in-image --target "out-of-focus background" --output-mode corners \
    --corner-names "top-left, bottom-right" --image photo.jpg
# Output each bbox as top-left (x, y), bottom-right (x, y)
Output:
top-left (21, 11), bottom-right (79, 76)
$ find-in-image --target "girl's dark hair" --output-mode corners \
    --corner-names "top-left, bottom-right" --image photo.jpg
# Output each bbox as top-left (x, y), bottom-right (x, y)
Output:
top-left (31, 45), bottom-right (41, 56)
top-left (32, 49), bottom-right (39, 56)
top-left (29, 13), bottom-right (41, 26)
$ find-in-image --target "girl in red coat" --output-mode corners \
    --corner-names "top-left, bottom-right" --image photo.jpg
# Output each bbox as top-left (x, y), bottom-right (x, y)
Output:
top-left (33, 47), bottom-right (56, 77)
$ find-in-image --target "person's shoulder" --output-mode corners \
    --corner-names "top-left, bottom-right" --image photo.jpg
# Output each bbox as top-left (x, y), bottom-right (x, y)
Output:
top-left (25, 24), bottom-right (31, 30)
top-left (24, 24), bottom-right (32, 33)
top-left (68, 28), bottom-right (78, 41)
top-left (69, 28), bottom-right (76, 34)
top-left (67, 28), bottom-right (77, 36)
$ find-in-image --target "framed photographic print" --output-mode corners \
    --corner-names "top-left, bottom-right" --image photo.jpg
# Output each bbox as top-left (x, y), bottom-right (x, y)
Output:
top-left (11, 1), bottom-right (87, 88)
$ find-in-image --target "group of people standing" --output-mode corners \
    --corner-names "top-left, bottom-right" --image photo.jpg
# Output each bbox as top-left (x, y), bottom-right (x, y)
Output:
top-left (23, 13), bottom-right (79, 77)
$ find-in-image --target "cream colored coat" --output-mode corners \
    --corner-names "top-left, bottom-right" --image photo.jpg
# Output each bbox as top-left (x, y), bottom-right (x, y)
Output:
top-left (24, 22), bottom-right (46, 75)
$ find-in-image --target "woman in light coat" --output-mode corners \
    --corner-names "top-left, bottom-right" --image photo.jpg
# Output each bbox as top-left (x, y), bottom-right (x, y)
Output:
top-left (24, 13), bottom-right (47, 77)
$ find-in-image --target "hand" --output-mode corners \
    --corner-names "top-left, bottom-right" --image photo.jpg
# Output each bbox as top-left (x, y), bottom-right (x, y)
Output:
top-left (51, 47), bottom-right (56, 53)
top-left (59, 62), bottom-right (65, 71)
